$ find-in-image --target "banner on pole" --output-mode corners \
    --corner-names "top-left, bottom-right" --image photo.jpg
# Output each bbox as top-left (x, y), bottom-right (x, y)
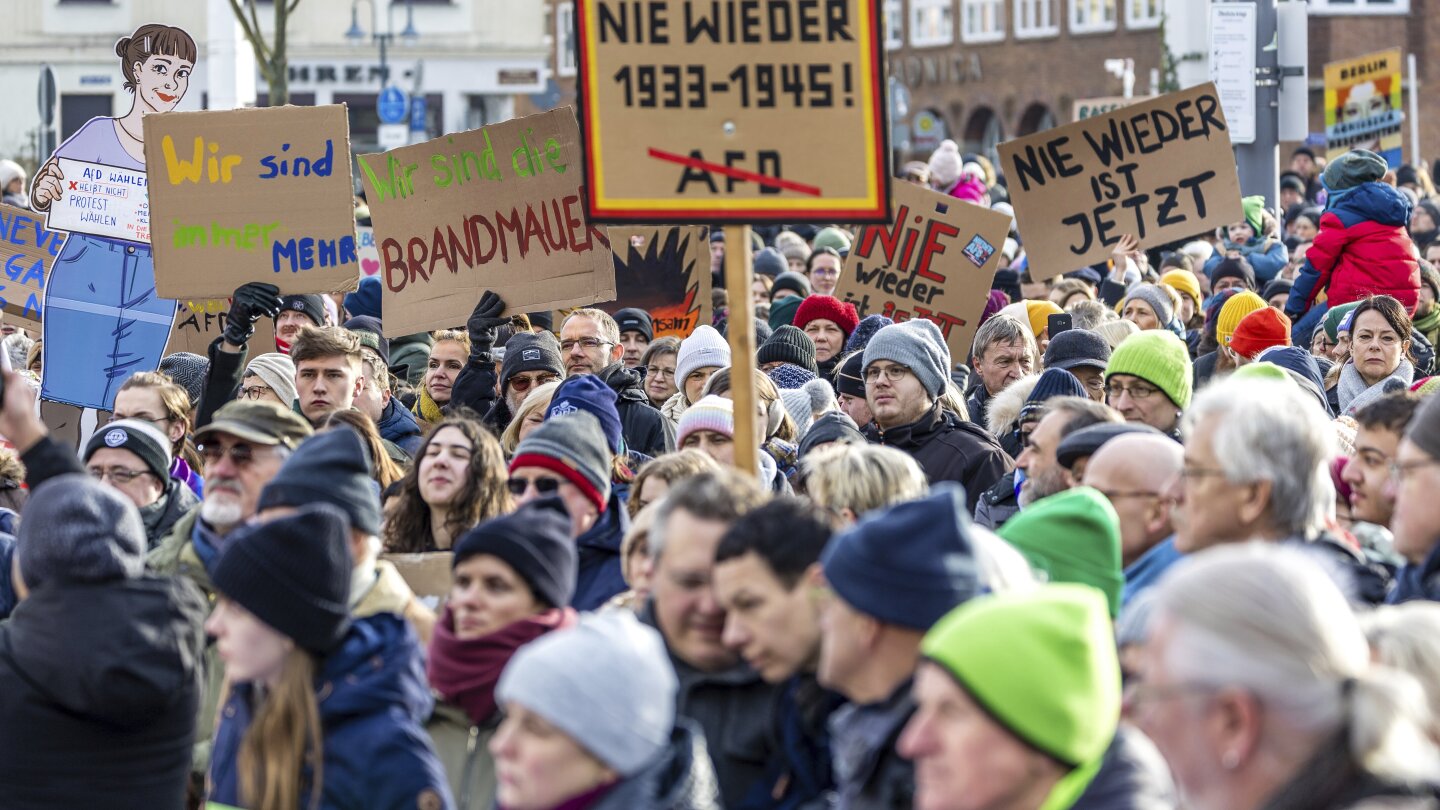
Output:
top-left (1324, 48), bottom-right (1404, 168)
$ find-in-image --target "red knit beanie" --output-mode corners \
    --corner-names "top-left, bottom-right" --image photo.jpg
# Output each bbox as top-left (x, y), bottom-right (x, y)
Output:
top-left (793, 295), bottom-right (860, 338)
top-left (1228, 307), bottom-right (1292, 359)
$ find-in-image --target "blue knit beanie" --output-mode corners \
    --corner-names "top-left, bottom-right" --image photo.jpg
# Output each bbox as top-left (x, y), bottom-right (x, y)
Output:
top-left (1018, 368), bottom-right (1088, 424)
top-left (547, 374), bottom-right (624, 454)
top-left (343, 276), bottom-right (382, 320)
top-left (845, 314), bottom-right (896, 355)
top-left (767, 363), bottom-right (818, 390)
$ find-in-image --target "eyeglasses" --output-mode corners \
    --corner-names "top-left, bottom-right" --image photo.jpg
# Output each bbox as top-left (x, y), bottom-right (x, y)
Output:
top-left (560, 337), bottom-right (612, 352)
top-left (1179, 465), bottom-right (1228, 482)
top-left (87, 466), bottom-right (155, 484)
top-left (810, 266), bottom-right (840, 277)
top-left (238, 385), bottom-right (274, 401)
top-left (109, 411), bottom-right (172, 425)
top-left (1122, 681), bottom-right (1217, 712)
top-left (507, 477), bottom-right (564, 497)
top-left (1389, 458), bottom-right (1440, 483)
top-left (1096, 489), bottom-right (1164, 501)
top-left (198, 441), bottom-right (271, 467)
top-left (646, 365), bottom-right (674, 380)
top-left (508, 373), bottom-right (558, 394)
top-left (864, 364), bottom-right (911, 384)
top-left (1105, 382), bottom-right (1160, 401)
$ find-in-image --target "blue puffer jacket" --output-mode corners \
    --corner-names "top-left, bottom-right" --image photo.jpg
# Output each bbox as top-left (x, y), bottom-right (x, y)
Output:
top-left (573, 492), bottom-right (631, 611)
top-left (378, 398), bottom-right (425, 456)
top-left (1204, 236), bottom-right (1288, 285)
top-left (209, 613), bottom-right (454, 809)
top-left (1388, 541), bottom-right (1440, 604)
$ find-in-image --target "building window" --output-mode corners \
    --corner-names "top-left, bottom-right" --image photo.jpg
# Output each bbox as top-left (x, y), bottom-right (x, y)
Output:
top-left (962, 0), bottom-right (1006, 42)
top-left (911, 0), bottom-right (955, 47)
top-left (1125, 0), bottom-right (1161, 28)
top-left (884, 0), bottom-right (905, 50)
top-left (556, 1), bottom-right (576, 78)
top-left (1308, 0), bottom-right (1408, 13)
top-left (1070, 0), bottom-right (1117, 33)
top-left (1015, 0), bottom-right (1059, 37)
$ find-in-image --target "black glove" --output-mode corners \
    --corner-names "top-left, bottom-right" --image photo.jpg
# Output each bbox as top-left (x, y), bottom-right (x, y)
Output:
top-left (223, 281), bottom-right (283, 346)
top-left (466, 290), bottom-right (508, 356)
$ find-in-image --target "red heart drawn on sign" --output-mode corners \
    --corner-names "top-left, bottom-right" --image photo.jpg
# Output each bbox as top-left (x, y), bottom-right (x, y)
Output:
top-left (361, 258), bottom-right (380, 277)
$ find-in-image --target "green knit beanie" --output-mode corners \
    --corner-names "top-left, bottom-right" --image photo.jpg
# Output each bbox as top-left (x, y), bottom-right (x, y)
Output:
top-left (1230, 361), bottom-right (1291, 386)
top-left (922, 584), bottom-right (1120, 807)
top-left (997, 487), bottom-right (1124, 617)
top-left (1241, 195), bottom-right (1266, 235)
top-left (768, 294), bottom-right (803, 331)
top-left (813, 226), bottom-right (853, 254)
top-left (1104, 331), bottom-right (1193, 410)
top-left (1324, 301), bottom-right (1363, 343)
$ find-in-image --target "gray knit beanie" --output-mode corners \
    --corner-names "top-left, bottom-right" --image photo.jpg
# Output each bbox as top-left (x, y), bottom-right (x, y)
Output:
top-left (17, 473), bottom-right (145, 589)
top-left (497, 611), bottom-right (678, 776)
top-left (863, 319), bottom-right (953, 398)
top-left (510, 411), bottom-right (613, 512)
top-left (1122, 284), bottom-right (1175, 327)
top-left (245, 353), bottom-right (298, 407)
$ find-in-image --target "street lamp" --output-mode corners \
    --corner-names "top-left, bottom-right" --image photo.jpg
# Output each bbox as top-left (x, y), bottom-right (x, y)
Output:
top-left (345, 0), bottom-right (419, 84)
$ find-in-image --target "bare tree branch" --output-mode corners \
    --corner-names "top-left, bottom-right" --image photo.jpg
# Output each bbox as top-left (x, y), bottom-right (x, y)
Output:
top-left (227, 0), bottom-right (273, 65)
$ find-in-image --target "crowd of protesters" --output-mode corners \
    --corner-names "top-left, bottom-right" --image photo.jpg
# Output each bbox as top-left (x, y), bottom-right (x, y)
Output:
top-left (1, 137), bottom-right (1439, 810)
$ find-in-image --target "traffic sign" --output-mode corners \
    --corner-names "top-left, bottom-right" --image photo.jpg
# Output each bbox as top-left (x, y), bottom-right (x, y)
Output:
top-left (409, 95), bottom-right (427, 133)
top-left (377, 123), bottom-right (409, 148)
top-left (38, 64), bottom-right (56, 127)
top-left (574, 0), bottom-right (890, 224)
top-left (378, 85), bottom-right (408, 125)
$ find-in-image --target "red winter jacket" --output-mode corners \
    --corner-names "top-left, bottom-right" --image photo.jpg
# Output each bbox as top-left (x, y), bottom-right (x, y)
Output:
top-left (1287, 182), bottom-right (1420, 316)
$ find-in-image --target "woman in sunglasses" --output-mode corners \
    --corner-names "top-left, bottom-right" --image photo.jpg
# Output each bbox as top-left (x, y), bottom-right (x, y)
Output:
top-left (507, 410), bottom-right (630, 611)
top-left (383, 416), bottom-right (511, 553)
top-left (425, 499), bottom-right (580, 810)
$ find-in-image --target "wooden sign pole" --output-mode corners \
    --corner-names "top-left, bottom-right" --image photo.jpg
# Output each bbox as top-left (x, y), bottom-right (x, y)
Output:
top-left (724, 225), bottom-right (758, 480)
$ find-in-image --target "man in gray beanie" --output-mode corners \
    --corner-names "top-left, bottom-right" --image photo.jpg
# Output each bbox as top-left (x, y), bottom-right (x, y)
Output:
top-left (493, 612), bottom-right (722, 808)
top-left (485, 330), bottom-right (563, 434)
top-left (0, 473), bottom-right (207, 807)
top-left (862, 320), bottom-right (1011, 513)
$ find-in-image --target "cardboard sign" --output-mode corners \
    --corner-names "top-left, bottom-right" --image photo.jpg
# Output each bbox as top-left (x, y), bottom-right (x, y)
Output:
top-left (997, 83), bottom-right (1243, 282)
top-left (835, 184), bottom-right (1011, 362)
top-left (0, 203), bottom-right (61, 334)
top-left (356, 225), bottom-right (381, 279)
top-left (380, 552), bottom-right (454, 602)
top-left (575, 0), bottom-right (890, 223)
top-left (358, 107), bottom-right (616, 338)
top-left (45, 158), bottom-right (150, 243)
top-left (1325, 49), bottom-right (1404, 168)
top-left (144, 104), bottom-right (360, 299)
top-left (599, 226), bottom-right (710, 339)
top-left (167, 297), bottom-right (277, 357)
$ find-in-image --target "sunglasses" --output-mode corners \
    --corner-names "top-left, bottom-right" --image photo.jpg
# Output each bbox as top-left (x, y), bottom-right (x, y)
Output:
top-left (508, 373), bottom-right (558, 394)
top-left (506, 477), bottom-right (563, 497)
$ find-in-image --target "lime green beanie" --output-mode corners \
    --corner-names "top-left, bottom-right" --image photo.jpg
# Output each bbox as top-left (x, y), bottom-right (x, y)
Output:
top-left (1241, 195), bottom-right (1266, 235)
top-left (923, 584), bottom-right (1121, 808)
top-left (1230, 361), bottom-right (1291, 386)
top-left (997, 487), bottom-right (1124, 617)
top-left (1104, 330), bottom-right (1193, 410)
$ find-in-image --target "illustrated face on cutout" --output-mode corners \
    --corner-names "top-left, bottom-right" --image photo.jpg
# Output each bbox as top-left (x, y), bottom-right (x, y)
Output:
top-left (135, 54), bottom-right (192, 114)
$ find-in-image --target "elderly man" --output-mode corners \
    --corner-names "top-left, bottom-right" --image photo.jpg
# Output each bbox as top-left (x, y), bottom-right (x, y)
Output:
top-left (966, 315), bottom-right (1037, 425)
top-left (1387, 393), bottom-right (1440, 602)
top-left (642, 470), bottom-right (776, 806)
top-left (1083, 432), bottom-right (1185, 606)
top-left (862, 319), bottom-right (1010, 514)
top-left (1165, 376), bottom-right (1390, 603)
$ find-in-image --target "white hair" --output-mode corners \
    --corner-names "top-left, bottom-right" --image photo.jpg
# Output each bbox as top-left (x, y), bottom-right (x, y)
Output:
top-left (1155, 544), bottom-right (1439, 783)
top-left (1183, 378), bottom-right (1333, 537)
top-left (1362, 602), bottom-right (1440, 744)
top-left (968, 525), bottom-right (1037, 595)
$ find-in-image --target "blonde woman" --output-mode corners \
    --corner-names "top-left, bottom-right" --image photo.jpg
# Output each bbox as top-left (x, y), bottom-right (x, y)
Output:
top-left (500, 380), bottom-right (561, 456)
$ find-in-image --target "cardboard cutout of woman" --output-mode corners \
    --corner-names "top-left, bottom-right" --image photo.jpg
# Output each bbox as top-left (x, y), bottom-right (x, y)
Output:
top-left (29, 24), bottom-right (193, 410)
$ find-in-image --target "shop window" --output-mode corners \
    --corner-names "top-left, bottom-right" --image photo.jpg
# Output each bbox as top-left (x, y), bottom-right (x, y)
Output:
top-left (1015, 0), bottom-right (1060, 37)
top-left (884, 0), bottom-right (905, 49)
top-left (556, 1), bottom-right (576, 78)
top-left (1126, 0), bottom-right (1161, 28)
top-left (962, 0), bottom-right (1006, 42)
top-left (1070, 0), bottom-right (1117, 33)
top-left (911, 0), bottom-right (955, 47)
top-left (1308, 0), bottom-right (1409, 13)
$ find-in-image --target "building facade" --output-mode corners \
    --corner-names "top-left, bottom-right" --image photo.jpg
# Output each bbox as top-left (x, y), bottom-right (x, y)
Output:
top-left (0, 0), bottom-right (547, 167)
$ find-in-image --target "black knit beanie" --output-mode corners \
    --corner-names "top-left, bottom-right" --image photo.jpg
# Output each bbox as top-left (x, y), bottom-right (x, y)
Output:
top-left (500, 331), bottom-right (565, 392)
top-left (211, 502), bottom-right (354, 654)
top-left (257, 429), bottom-right (382, 536)
top-left (452, 498), bottom-right (578, 609)
top-left (757, 325), bottom-right (819, 375)
top-left (836, 351), bottom-right (866, 399)
top-left (279, 295), bottom-right (327, 327)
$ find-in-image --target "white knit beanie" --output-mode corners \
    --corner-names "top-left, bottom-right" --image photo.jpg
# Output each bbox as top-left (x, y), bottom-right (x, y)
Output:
top-left (927, 140), bottom-right (964, 189)
top-left (245, 352), bottom-right (299, 407)
top-left (675, 325), bottom-right (731, 398)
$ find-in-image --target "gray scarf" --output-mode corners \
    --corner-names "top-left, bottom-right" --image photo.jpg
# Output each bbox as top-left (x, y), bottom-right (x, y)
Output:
top-left (1337, 357), bottom-right (1412, 416)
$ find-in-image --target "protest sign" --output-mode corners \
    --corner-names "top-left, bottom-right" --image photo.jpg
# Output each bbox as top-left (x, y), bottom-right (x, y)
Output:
top-left (0, 203), bottom-right (61, 334)
top-left (44, 158), bottom-right (150, 243)
top-left (598, 226), bottom-right (710, 338)
top-left (358, 107), bottom-right (616, 338)
top-left (167, 297), bottom-right (276, 357)
top-left (356, 225), bottom-right (381, 279)
top-left (381, 552), bottom-right (454, 604)
top-left (574, 0), bottom-right (890, 223)
top-left (997, 83), bottom-right (1242, 282)
top-left (834, 183), bottom-right (1011, 360)
top-left (144, 104), bottom-right (360, 299)
top-left (1325, 49), bottom-right (1404, 168)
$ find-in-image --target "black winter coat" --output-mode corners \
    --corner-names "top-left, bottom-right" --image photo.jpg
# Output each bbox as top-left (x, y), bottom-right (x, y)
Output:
top-left (863, 403), bottom-right (1012, 514)
top-left (1072, 727), bottom-right (1178, 810)
top-left (598, 363), bottom-right (675, 457)
top-left (0, 576), bottom-right (207, 808)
